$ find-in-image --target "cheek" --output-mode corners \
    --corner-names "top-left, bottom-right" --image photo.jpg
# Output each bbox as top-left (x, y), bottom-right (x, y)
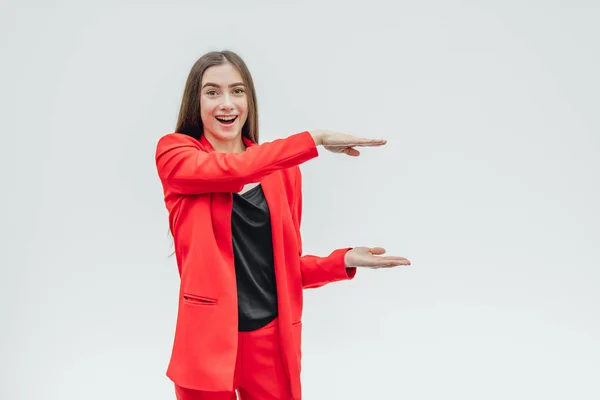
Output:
top-left (200, 100), bottom-right (214, 124)
top-left (237, 99), bottom-right (249, 119)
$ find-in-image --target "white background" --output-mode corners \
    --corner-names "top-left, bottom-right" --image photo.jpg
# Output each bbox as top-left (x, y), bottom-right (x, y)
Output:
top-left (2, 0), bottom-right (599, 399)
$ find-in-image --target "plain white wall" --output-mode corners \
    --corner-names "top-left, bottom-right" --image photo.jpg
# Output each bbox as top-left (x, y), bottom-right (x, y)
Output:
top-left (2, 0), bottom-right (599, 399)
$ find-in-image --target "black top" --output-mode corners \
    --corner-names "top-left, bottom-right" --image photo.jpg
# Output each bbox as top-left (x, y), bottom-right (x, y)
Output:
top-left (232, 184), bottom-right (278, 332)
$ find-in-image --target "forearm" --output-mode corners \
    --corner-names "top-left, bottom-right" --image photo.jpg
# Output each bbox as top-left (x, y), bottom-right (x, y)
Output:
top-left (300, 248), bottom-right (356, 289)
top-left (156, 131), bottom-right (318, 194)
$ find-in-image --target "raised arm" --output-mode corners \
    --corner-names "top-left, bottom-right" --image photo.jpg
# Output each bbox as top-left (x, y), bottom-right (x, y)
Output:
top-left (156, 129), bottom-right (388, 195)
top-left (155, 131), bottom-right (319, 195)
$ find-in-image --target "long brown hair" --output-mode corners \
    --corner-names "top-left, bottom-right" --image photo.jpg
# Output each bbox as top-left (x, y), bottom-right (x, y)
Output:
top-left (167, 50), bottom-right (259, 257)
top-left (175, 50), bottom-right (259, 144)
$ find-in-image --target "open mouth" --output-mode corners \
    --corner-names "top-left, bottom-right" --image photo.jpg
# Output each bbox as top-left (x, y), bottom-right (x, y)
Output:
top-left (215, 116), bottom-right (237, 125)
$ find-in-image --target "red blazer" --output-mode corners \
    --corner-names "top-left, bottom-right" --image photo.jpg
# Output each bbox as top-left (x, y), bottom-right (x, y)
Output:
top-left (155, 130), bottom-right (356, 399)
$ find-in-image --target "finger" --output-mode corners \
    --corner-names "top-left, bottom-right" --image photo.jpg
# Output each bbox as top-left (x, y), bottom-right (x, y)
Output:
top-left (378, 256), bottom-right (410, 261)
top-left (369, 247), bottom-right (386, 255)
top-left (355, 258), bottom-right (410, 268)
top-left (353, 254), bottom-right (409, 266)
top-left (376, 257), bottom-right (411, 265)
top-left (327, 140), bottom-right (386, 147)
top-left (375, 261), bottom-right (411, 268)
top-left (352, 137), bottom-right (386, 145)
top-left (344, 147), bottom-right (360, 157)
top-left (328, 137), bottom-right (387, 146)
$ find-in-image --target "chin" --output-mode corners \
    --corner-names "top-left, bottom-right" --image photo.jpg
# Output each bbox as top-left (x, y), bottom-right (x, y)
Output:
top-left (206, 124), bottom-right (242, 141)
top-left (215, 129), bottom-right (242, 141)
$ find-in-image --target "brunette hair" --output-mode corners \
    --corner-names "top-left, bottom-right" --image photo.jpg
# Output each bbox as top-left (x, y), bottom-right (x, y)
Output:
top-left (175, 50), bottom-right (259, 143)
top-left (168, 50), bottom-right (259, 257)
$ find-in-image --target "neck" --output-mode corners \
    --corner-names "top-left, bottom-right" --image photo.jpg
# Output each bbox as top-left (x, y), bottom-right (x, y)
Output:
top-left (204, 133), bottom-right (246, 153)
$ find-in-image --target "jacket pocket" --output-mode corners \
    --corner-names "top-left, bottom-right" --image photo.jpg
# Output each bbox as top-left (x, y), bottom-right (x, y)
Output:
top-left (182, 293), bottom-right (218, 306)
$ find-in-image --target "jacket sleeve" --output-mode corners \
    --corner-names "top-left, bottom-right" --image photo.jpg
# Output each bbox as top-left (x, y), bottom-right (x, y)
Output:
top-left (155, 131), bottom-right (319, 195)
top-left (291, 167), bottom-right (357, 289)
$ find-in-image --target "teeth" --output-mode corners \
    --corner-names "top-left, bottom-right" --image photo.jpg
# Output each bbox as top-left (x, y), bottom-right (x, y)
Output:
top-left (216, 116), bottom-right (236, 121)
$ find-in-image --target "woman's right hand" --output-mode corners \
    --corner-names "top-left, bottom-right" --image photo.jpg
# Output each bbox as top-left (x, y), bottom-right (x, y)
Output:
top-left (309, 130), bottom-right (387, 157)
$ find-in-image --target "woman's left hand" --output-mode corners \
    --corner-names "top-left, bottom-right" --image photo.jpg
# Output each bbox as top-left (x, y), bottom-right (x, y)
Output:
top-left (344, 247), bottom-right (411, 269)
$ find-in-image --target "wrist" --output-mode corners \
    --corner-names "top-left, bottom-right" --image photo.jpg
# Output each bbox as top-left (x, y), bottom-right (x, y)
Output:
top-left (308, 130), bottom-right (324, 146)
top-left (344, 247), bottom-right (354, 268)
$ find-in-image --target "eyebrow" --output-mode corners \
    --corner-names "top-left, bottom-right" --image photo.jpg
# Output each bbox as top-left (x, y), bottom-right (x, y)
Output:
top-left (201, 82), bottom-right (245, 89)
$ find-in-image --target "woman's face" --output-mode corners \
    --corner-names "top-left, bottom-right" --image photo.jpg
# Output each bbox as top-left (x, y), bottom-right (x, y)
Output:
top-left (200, 62), bottom-right (248, 143)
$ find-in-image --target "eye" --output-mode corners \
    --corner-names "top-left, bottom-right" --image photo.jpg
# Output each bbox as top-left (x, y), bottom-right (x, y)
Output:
top-left (206, 90), bottom-right (218, 96)
top-left (232, 87), bottom-right (245, 95)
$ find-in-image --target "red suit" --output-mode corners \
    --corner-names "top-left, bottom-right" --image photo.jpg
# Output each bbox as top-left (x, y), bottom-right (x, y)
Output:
top-left (155, 131), bottom-right (356, 399)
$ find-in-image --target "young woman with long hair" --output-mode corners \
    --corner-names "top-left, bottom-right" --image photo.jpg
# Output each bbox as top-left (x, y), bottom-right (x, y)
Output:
top-left (155, 50), bottom-right (411, 400)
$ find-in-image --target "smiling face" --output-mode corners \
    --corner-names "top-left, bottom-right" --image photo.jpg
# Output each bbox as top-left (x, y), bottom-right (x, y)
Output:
top-left (200, 62), bottom-right (249, 148)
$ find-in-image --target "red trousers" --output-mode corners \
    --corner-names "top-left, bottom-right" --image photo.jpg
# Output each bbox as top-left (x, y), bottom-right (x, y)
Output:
top-left (174, 318), bottom-right (292, 400)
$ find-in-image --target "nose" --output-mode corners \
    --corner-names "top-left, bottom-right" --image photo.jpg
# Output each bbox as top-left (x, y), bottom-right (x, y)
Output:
top-left (220, 94), bottom-right (234, 111)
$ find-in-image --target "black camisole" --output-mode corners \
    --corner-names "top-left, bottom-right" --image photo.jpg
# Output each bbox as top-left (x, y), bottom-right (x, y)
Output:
top-left (231, 184), bottom-right (278, 332)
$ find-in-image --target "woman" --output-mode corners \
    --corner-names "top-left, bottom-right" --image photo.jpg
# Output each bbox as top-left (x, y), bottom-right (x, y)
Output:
top-left (155, 50), bottom-right (411, 400)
